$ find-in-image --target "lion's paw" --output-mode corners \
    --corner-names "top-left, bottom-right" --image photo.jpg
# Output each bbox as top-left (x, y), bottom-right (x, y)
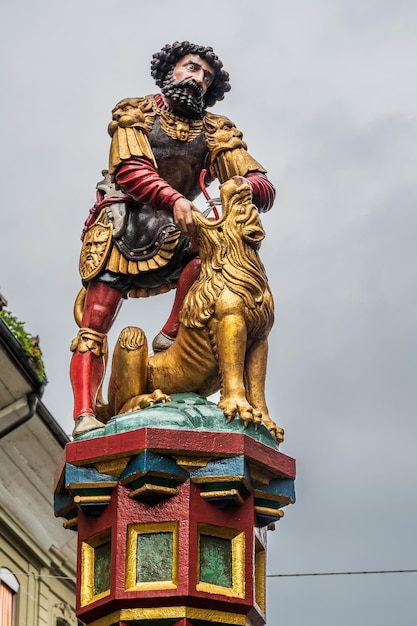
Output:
top-left (252, 410), bottom-right (263, 430)
top-left (119, 389), bottom-right (172, 414)
top-left (148, 389), bottom-right (172, 404)
top-left (262, 418), bottom-right (285, 444)
top-left (218, 397), bottom-right (255, 428)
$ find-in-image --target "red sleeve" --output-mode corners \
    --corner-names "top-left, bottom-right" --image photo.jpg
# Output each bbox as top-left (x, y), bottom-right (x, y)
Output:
top-left (245, 172), bottom-right (276, 213)
top-left (115, 157), bottom-right (183, 212)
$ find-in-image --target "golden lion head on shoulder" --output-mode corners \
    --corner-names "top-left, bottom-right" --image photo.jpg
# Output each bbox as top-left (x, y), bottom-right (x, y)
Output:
top-left (203, 115), bottom-right (247, 157)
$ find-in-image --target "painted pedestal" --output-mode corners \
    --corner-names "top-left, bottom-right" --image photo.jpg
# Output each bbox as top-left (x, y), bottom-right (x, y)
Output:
top-left (54, 394), bottom-right (295, 626)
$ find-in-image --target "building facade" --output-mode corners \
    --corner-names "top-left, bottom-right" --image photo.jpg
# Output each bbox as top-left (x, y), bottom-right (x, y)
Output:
top-left (0, 294), bottom-right (77, 626)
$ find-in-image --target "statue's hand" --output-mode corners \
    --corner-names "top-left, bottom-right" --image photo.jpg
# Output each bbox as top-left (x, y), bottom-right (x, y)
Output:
top-left (173, 197), bottom-right (197, 237)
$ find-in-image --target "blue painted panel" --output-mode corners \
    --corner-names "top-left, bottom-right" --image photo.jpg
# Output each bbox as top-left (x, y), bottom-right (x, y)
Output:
top-left (65, 463), bottom-right (118, 487)
top-left (120, 450), bottom-right (189, 482)
top-left (256, 477), bottom-right (296, 503)
top-left (191, 455), bottom-right (249, 481)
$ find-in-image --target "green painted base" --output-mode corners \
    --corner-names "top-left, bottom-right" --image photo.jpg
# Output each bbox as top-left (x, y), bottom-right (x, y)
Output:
top-left (76, 393), bottom-right (279, 450)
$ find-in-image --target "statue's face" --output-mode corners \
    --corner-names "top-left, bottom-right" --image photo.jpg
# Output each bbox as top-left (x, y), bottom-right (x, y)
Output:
top-left (161, 54), bottom-right (215, 117)
top-left (172, 54), bottom-right (214, 95)
top-left (81, 226), bottom-right (110, 274)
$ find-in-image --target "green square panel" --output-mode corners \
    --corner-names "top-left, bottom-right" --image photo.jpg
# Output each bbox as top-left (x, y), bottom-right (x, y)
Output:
top-left (200, 535), bottom-right (232, 588)
top-left (136, 532), bottom-right (173, 582)
top-left (94, 540), bottom-right (111, 595)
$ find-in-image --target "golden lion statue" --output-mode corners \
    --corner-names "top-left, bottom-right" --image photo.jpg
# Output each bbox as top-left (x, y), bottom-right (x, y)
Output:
top-left (106, 178), bottom-right (283, 442)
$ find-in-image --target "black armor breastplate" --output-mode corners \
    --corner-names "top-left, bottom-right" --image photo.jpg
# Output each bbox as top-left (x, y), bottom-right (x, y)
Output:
top-left (114, 116), bottom-right (208, 261)
top-left (151, 117), bottom-right (208, 200)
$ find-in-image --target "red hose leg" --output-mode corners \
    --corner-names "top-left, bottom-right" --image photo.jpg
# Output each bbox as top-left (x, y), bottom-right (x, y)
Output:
top-left (70, 282), bottom-right (123, 420)
top-left (161, 258), bottom-right (201, 338)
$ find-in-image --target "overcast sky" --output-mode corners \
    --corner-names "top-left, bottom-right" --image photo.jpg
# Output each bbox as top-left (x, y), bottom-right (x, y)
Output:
top-left (1, 1), bottom-right (417, 624)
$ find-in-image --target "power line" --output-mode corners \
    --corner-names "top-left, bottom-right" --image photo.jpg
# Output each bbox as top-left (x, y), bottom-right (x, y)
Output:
top-left (268, 569), bottom-right (417, 578)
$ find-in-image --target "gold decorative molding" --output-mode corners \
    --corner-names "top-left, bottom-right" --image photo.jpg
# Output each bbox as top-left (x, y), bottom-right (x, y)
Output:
top-left (254, 506), bottom-right (284, 519)
top-left (197, 523), bottom-right (245, 599)
top-left (200, 489), bottom-right (244, 506)
top-left (174, 455), bottom-right (211, 471)
top-left (80, 529), bottom-right (112, 606)
top-left (128, 484), bottom-right (179, 500)
top-left (125, 521), bottom-right (179, 591)
top-left (94, 456), bottom-right (134, 476)
top-left (254, 537), bottom-right (266, 614)
top-left (74, 495), bottom-right (111, 505)
top-left (87, 605), bottom-right (247, 626)
top-left (62, 517), bottom-right (78, 530)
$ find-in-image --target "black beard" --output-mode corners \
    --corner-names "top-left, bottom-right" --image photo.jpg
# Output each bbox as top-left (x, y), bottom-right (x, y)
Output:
top-left (161, 70), bottom-right (205, 117)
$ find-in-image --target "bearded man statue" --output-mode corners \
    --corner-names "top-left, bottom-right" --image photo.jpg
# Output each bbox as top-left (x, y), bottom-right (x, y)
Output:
top-left (70, 40), bottom-right (276, 438)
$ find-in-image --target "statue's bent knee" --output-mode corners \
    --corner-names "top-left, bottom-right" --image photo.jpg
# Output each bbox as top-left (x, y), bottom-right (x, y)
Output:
top-left (117, 327), bottom-right (146, 351)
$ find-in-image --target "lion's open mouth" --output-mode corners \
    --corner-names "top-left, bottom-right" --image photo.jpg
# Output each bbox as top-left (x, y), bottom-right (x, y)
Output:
top-left (242, 228), bottom-right (264, 249)
top-left (194, 181), bottom-right (253, 229)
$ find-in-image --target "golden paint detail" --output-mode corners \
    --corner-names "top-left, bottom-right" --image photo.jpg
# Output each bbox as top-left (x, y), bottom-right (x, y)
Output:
top-left (159, 107), bottom-right (203, 142)
top-left (255, 506), bottom-right (284, 519)
top-left (200, 489), bottom-right (244, 506)
top-left (192, 474), bottom-right (250, 485)
top-left (254, 487), bottom-right (294, 505)
top-left (74, 495), bottom-right (111, 504)
top-left (94, 456), bottom-right (134, 477)
top-left (79, 209), bottom-right (113, 280)
top-left (108, 96), bottom-right (157, 174)
top-left (107, 179), bottom-right (283, 441)
top-left (173, 456), bottom-right (212, 471)
top-left (68, 481), bottom-right (116, 490)
top-left (80, 529), bottom-right (112, 606)
top-left (254, 538), bottom-right (266, 614)
top-left (105, 230), bottom-right (181, 278)
top-left (197, 523), bottom-right (245, 599)
top-left (128, 484), bottom-right (179, 500)
top-left (87, 606), bottom-right (247, 626)
top-left (247, 462), bottom-right (276, 487)
top-left (62, 517), bottom-right (78, 530)
top-left (73, 287), bottom-right (86, 328)
top-left (204, 113), bottom-right (267, 183)
top-left (125, 521), bottom-right (178, 591)
top-left (70, 327), bottom-right (108, 358)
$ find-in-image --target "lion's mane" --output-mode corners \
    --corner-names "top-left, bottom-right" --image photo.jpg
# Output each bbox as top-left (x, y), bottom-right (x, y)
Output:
top-left (180, 196), bottom-right (274, 339)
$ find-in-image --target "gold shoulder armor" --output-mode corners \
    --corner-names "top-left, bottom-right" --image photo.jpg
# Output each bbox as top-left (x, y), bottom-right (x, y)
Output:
top-left (204, 112), bottom-right (266, 183)
top-left (108, 96), bottom-right (157, 174)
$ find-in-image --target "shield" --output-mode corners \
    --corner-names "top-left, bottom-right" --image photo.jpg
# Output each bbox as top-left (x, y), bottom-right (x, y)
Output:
top-left (79, 216), bottom-right (113, 281)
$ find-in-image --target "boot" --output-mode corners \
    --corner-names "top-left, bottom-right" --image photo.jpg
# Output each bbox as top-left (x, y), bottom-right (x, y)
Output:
top-left (70, 342), bottom-right (106, 438)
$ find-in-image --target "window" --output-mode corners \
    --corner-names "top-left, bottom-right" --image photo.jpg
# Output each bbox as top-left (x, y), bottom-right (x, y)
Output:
top-left (0, 568), bottom-right (19, 626)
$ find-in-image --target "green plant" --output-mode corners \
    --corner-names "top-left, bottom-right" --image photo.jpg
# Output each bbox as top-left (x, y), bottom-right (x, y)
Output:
top-left (0, 309), bottom-right (46, 382)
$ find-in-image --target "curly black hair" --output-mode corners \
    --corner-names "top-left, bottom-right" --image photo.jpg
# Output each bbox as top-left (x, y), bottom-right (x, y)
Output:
top-left (151, 41), bottom-right (231, 108)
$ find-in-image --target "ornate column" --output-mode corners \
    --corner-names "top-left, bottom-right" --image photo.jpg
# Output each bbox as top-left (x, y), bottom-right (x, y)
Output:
top-left (54, 394), bottom-right (295, 626)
